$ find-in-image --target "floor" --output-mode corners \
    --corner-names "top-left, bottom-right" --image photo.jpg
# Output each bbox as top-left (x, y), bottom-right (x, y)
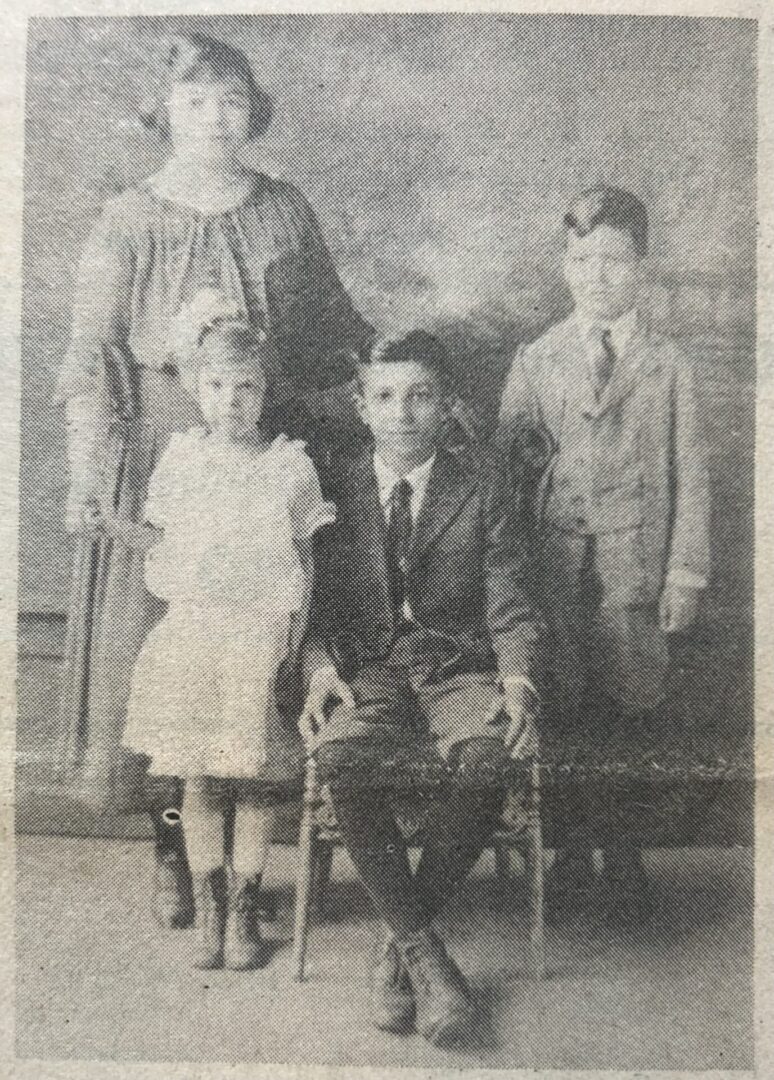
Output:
top-left (15, 836), bottom-right (753, 1070)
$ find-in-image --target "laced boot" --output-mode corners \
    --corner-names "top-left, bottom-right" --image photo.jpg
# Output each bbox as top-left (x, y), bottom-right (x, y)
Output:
top-left (191, 868), bottom-right (227, 969)
top-left (371, 926), bottom-right (415, 1032)
top-left (397, 926), bottom-right (476, 1047)
top-left (224, 869), bottom-right (265, 970)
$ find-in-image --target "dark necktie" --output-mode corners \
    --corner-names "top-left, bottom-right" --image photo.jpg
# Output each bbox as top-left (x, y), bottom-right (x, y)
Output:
top-left (591, 327), bottom-right (616, 400)
top-left (385, 478), bottom-right (413, 618)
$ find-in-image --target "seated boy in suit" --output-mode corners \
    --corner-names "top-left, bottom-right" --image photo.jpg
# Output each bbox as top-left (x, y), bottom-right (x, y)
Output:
top-left (497, 186), bottom-right (710, 925)
top-left (299, 331), bottom-right (541, 1046)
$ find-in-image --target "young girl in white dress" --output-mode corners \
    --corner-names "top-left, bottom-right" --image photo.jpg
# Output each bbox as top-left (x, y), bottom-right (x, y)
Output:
top-left (114, 293), bottom-right (335, 970)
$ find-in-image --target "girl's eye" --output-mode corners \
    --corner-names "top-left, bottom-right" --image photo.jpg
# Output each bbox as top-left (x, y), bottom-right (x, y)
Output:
top-left (378, 390), bottom-right (393, 401)
top-left (189, 97), bottom-right (205, 108)
top-left (210, 380), bottom-right (222, 390)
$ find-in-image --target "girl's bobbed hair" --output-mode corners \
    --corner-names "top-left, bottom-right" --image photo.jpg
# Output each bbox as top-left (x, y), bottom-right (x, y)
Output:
top-left (140, 32), bottom-right (273, 141)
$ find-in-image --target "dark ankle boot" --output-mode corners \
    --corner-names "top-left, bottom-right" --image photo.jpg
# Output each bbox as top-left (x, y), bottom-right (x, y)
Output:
top-left (191, 869), bottom-right (227, 969)
top-left (398, 927), bottom-right (476, 1047)
top-left (371, 927), bottom-right (415, 1033)
top-left (545, 847), bottom-right (596, 923)
top-left (224, 869), bottom-right (264, 970)
top-left (150, 806), bottom-right (194, 930)
top-left (598, 847), bottom-right (653, 929)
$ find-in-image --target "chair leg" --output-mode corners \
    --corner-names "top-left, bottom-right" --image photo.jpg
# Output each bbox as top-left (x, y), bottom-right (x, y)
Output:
top-left (312, 842), bottom-right (334, 913)
top-left (293, 758), bottom-right (320, 982)
top-left (524, 759), bottom-right (545, 980)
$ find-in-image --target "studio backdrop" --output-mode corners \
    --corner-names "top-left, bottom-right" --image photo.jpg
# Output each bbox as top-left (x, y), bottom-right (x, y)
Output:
top-left (19, 14), bottom-right (755, 788)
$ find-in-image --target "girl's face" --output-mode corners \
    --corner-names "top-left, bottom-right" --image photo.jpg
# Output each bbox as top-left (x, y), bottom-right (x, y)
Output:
top-left (167, 78), bottom-right (252, 163)
top-left (198, 353), bottom-right (267, 442)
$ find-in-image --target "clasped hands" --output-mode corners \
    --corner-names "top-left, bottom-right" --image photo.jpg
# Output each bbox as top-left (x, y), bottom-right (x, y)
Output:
top-left (298, 665), bottom-right (540, 759)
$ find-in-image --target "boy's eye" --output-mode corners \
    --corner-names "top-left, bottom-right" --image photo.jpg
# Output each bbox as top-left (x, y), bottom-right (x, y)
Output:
top-left (209, 380), bottom-right (222, 390)
top-left (377, 390), bottom-right (393, 401)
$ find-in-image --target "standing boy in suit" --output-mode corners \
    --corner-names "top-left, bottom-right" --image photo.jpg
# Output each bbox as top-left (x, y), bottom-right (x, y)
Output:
top-left (497, 186), bottom-right (710, 925)
top-left (299, 331), bottom-right (541, 1046)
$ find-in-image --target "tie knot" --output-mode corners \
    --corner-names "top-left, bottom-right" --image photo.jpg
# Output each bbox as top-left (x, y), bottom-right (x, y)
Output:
top-left (391, 478), bottom-right (413, 509)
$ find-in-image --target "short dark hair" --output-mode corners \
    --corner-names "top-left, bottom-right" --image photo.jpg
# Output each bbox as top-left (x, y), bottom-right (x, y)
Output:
top-left (358, 330), bottom-right (449, 383)
top-left (141, 33), bottom-right (273, 141)
top-left (564, 185), bottom-right (648, 258)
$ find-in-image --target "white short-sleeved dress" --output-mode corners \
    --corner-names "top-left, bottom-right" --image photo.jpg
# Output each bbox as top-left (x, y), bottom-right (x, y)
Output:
top-left (122, 429), bottom-right (335, 780)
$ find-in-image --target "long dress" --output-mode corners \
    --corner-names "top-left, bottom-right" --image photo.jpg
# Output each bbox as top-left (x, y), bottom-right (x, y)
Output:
top-left (122, 431), bottom-right (335, 782)
top-left (56, 172), bottom-right (371, 810)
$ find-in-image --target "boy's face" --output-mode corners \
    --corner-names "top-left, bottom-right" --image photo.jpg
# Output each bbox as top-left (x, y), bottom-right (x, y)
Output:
top-left (355, 361), bottom-right (447, 460)
top-left (198, 354), bottom-right (266, 441)
top-left (563, 223), bottom-right (642, 323)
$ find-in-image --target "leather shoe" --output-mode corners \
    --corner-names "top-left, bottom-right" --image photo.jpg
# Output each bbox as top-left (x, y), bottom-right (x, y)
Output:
top-left (224, 870), bottom-right (265, 970)
top-left (545, 848), bottom-right (596, 923)
top-left (191, 868), bottom-right (227, 969)
top-left (371, 930), bottom-right (415, 1033)
top-left (398, 927), bottom-right (476, 1047)
top-left (597, 848), bottom-right (653, 929)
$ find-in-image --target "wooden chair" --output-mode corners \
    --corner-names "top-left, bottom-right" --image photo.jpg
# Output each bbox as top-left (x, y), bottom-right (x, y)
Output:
top-left (292, 756), bottom-right (545, 982)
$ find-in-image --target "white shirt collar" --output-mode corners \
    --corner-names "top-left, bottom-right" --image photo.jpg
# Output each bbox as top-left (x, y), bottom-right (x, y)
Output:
top-left (576, 306), bottom-right (639, 357)
top-left (373, 451), bottom-right (436, 515)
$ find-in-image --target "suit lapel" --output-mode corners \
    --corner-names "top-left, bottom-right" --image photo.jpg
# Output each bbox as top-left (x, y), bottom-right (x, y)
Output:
top-left (342, 452), bottom-right (393, 609)
top-left (556, 317), bottom-right (597, 419)
top-left (409, 450), bottom-right (476, 564)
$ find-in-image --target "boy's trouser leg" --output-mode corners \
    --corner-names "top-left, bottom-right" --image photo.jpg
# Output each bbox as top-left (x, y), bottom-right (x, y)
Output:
top-left (318, 744), bottom-right (428, 940)
top-left (413, 737), bottom-right (508, 922)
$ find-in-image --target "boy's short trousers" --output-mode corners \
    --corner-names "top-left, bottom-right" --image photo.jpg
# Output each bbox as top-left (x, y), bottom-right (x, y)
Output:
top-left (311, 661), bottom-right (508, 765)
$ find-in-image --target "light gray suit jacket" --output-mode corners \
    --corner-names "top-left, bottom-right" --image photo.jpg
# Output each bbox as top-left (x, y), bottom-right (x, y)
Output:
top-left (496, 312), bottom-right (711, 610)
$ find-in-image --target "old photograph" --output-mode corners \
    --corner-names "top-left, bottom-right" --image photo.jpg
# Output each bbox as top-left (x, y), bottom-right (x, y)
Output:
top-left (14, 10), bottom-right (756, 1072)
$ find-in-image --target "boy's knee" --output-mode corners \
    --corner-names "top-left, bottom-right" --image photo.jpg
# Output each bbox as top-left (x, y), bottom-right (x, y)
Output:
top-left (448, 736), bottom-right (510, 787)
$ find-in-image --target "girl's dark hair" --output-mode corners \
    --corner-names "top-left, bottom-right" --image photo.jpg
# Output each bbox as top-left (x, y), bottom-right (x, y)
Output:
top-left (140, 32), bottom-right (273, 140)
top-left (564, 185), bottom-right (648, 258)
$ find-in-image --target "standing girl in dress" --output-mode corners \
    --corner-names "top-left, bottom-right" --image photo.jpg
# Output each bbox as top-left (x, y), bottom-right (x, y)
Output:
top-left (108, 293), bottom-right (336, 969)
top-left (56, 30), bottom-right (370, 928)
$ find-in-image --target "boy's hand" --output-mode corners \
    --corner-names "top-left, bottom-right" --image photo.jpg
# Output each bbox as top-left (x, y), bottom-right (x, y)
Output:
top-left (659, 585), bottom-right (701, 633)
top-left (486, 678), bottom-right (540, 760)
top-left (298, 665), bottom-right (356, 746)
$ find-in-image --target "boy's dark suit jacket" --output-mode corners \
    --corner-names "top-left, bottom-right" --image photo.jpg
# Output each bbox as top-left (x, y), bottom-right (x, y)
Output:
top-left (301, 444), bottom-right (541, 689)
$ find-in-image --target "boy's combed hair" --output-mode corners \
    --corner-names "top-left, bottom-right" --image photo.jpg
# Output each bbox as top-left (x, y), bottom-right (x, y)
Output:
top-left (564, 185), bottom-right (648, 258)
top-left (361, 330), bottom-right (449, 381)
top-left (140, 32), bottom-right (273, 141)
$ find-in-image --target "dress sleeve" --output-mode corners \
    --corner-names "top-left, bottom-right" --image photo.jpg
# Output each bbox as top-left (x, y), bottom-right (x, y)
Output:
top-left (56, 199), bottom-right (137, 526)
top-left (264, 181), bottom-right (374, 389)
top-left (287, 446), bottom-right (337, 541)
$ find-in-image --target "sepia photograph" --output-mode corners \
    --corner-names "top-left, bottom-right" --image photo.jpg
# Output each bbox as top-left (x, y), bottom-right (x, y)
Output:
top-left (13, 9), bottom-right (756, 1073)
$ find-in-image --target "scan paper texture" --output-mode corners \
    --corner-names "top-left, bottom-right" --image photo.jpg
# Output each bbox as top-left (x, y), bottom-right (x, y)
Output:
top-left (1, 2), bottom-right (770, 1077)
